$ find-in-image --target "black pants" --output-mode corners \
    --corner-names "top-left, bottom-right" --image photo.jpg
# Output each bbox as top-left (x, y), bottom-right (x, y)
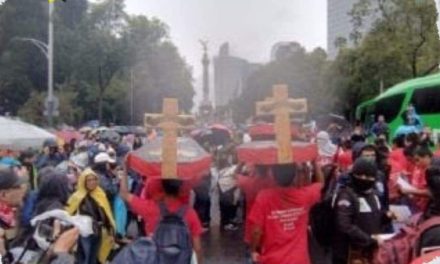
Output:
top-left (194, 175), bottom-right (211, 225)
top-left (219, 188), bottom-right (238, 227)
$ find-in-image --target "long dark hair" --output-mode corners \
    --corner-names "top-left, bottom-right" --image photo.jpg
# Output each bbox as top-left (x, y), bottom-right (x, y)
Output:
top-left (34, 171), bottom-right (71, 215)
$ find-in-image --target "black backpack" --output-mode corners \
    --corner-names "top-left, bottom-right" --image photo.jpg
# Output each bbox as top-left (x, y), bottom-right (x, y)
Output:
top-left (111, 237), bottom-right (158, 264)
top-left (153, 202), bottom-right (192, 264)
top-left (309, 165), bottom-right (339, 248)
top-left (310, 175), bottom-right (359, 248)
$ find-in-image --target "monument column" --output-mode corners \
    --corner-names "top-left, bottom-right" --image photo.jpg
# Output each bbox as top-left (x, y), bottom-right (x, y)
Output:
top-left (199, 40), bottom-right (213, 118)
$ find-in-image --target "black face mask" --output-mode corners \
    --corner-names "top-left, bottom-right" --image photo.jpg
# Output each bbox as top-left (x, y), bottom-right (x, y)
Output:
top-left (109, 163), bottom-right (118, 170)
top-left (94, 163), bottom-right (108, 172)
top-left (352, 177), bottom-right (376, 193)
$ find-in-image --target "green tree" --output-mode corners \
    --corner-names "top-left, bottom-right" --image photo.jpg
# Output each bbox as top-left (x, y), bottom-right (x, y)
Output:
top-left (329, 0), bottom-right (440, 118)
top-left (232, 43), bottom-right (331, 122)
top-left (0, 0), bottom-right (194, 126)
top-left (121, 15), bottom-right (194, 123)
top-left (18, 89), bottom-right (82, 125)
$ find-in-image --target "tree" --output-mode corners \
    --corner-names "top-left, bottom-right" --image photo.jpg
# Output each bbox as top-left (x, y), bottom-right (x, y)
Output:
top-left (351, 0), bottom-right (440, 78)
top-left (328, 0), bottom-right (440, 118)
top-left (0, 0), bottom-right (195, 125)
top-left (0, 0), bottom-right (48, 115)
top-left (232, 43), bottom-right (331, 122)
top-left (119, 15), bottom-right (194, 123)
top-left (18, 89), bottom-right (82, 125)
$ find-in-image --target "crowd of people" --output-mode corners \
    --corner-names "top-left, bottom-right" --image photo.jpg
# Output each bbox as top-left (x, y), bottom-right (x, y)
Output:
top-left (0, 105), bottom-right (440, 264)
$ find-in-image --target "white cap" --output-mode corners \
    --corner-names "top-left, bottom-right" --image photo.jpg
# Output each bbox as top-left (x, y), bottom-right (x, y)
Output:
top-left (94, 152), bottom-right (116, 164)
top-left (107, 147), bottom-right (116, 157)
top-left (97, 143), bottom-right (107, 152)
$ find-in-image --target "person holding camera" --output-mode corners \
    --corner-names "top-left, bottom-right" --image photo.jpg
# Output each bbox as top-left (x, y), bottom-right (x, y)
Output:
top-left (0, 167), bottom-right (79, 264)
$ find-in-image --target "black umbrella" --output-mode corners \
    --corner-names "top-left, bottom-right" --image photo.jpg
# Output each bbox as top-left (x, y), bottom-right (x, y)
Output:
top-left (316, 114), bottom-right (352, 139)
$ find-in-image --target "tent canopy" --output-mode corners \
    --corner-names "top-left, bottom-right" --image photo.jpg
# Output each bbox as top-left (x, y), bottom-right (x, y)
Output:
top-left (0, 117), bottom-right (55, 151)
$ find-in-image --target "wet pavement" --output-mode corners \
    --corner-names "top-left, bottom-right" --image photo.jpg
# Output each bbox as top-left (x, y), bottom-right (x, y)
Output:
top-left (200, 176), bottom-right (247, 264)
top-left (202, 226), bottom-right (247, 264)
top-left (196, 173), bottom-right (329, 264)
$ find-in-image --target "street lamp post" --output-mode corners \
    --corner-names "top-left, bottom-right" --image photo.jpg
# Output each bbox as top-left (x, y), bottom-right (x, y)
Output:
top-left (436, 1), bottom-right (440, 41)
top-left (13, 0), bottom-right (55, 127)
top-left (47, 0), bottom-right (54, 128)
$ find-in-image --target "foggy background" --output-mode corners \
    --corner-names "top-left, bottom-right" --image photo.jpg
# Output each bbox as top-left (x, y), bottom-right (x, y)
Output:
top-left (124, 0), bottom-right (327, 107)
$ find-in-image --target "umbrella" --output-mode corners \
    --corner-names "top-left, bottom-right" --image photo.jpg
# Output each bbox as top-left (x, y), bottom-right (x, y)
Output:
top-left (113, 126), bottom-right (131, 135)
top-left (113, 126), bottom-right (146, 136)
top-left (315, 113), bottom-right (352, 139)
top-left (208, 124), bottom-right (232, 146)
top-left (56, 130), bottom-right (82, 143)
top-left (99, 129), bottom-right (121, 144)
top-left (79, 126), bottom-right (92, 133)
top-left (131, 126), bottom-right (147, 136)
top-left (126, 137), bottom-right (212, 181)
top-left (83, 120), bottom-right (100, 129)
top-left (0, 117), bottom-right (56, 151)
top-left (209, 123), bottom-right (232, 135)
top-left (237, 140), bottom-right (318, 165)
top-left (411, 250), bottom-right (440, 264)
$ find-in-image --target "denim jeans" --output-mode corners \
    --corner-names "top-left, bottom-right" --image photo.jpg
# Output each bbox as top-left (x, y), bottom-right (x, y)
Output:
top-left (76, 234), bottom-right (101, 264)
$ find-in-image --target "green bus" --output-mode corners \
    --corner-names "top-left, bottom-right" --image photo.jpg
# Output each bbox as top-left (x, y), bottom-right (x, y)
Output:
top-left (356, 73), bottom-right (440, 138)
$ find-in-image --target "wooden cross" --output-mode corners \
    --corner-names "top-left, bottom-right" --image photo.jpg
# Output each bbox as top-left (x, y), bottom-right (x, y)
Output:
top-left (144, 98), bottom-right (195, 179)
top-left (256, 85), bottom-right (308, 164)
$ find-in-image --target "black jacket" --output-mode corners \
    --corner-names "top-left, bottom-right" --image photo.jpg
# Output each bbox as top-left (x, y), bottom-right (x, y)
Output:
top-left (332, 187), bottom-right (389, 264)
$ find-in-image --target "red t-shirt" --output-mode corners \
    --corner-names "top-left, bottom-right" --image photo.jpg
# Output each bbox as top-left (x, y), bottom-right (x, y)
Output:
top-left (249, 183), bottom-right (322, 264)
top-left (388, 159), bottom-right (406, 201)
top-left (410, 165), bottom-right (429, 212)
top-left (129, 196), bottom-right (203, 238)
top-left (237, 174), bottom-right (276, 243)
top-left (317, 155), bottom-right (334, 168)
top-left (390, 148), bottom-right (408, 175)
top-left (337, 150), bottom-right (352, 172)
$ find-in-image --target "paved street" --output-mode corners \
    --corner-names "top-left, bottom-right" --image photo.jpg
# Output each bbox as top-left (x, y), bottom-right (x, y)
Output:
top-left (202, 227), bottom-right (247, 264)
top-left (200, 183), bottom-right (330, 264)
top-left (199, 180), bottom-right (247, 263)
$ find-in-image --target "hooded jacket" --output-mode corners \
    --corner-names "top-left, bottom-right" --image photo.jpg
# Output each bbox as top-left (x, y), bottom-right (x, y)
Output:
top-left (66, 168), bottom-right (115, 263)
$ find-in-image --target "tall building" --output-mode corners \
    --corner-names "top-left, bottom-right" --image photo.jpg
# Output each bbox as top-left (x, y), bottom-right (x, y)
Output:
top-left (327, 0), bottom-right (379, 60)
top-left (214, 43), bottom-right (259, 107)
top-left (270, 42), bottom-right (303, 61)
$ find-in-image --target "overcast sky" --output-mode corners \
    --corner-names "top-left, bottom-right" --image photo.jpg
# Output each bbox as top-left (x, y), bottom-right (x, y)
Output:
top-left (124, 0), bottom-right (327, 105)
top-left (125, 0), bottom-right (327, 70)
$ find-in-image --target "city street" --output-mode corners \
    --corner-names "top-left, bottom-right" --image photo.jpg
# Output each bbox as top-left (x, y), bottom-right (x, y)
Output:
top-left (202, 227), bottom-right (246, 263)
top-left (2, 1), bottom-right (440, 264)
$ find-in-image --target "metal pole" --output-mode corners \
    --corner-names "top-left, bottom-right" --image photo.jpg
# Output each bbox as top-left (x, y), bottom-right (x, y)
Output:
top-left (380, 79), bottom-right (384, 94)
top-left (437, 0), bottom-right (440, 69)
top-left (130, 69), bottom-right (134, 125)
top-left (48, 0), bottom-right (54, 127)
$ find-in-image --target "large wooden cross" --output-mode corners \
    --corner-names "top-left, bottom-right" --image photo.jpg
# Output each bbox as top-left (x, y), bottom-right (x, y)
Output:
top-left (256, 85), bottom-right (308, 164)
top-left (144, 98), bottom-right (195, 179)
